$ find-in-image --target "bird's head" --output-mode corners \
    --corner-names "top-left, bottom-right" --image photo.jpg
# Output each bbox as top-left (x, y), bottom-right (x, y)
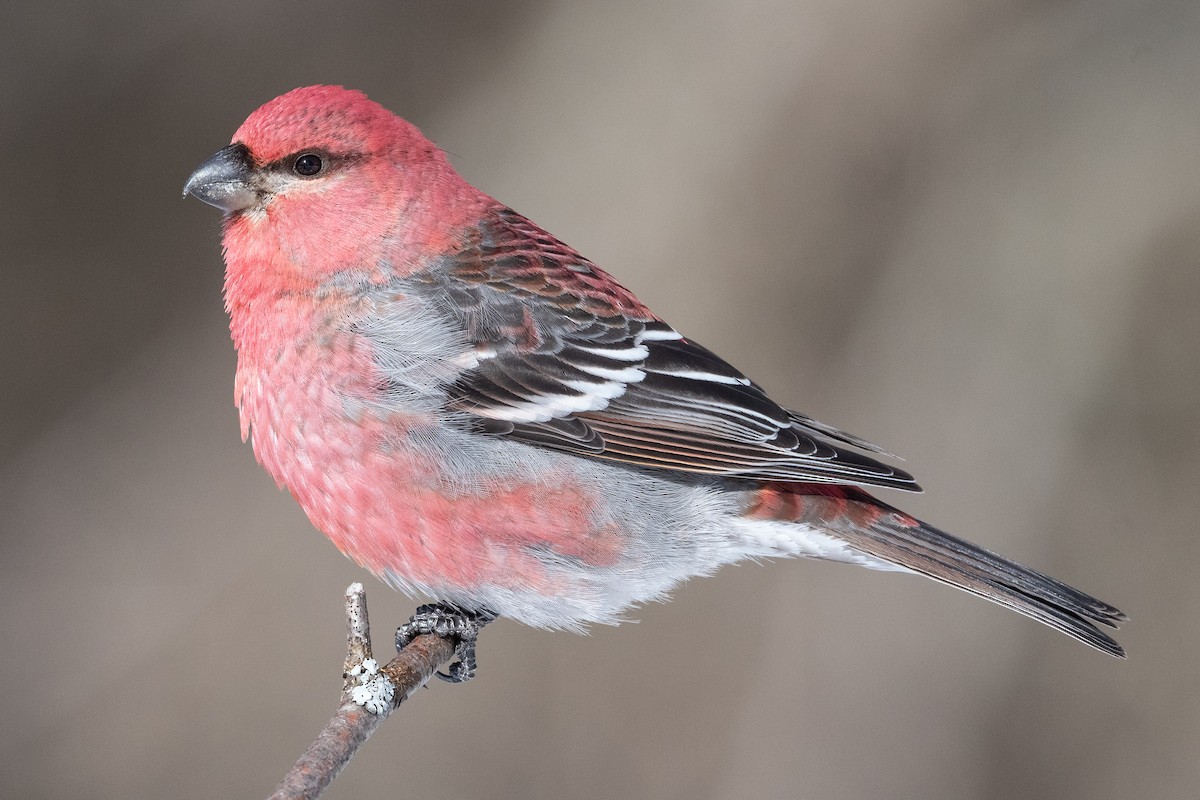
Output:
top-left (184, 85), bottom-right (479, 280)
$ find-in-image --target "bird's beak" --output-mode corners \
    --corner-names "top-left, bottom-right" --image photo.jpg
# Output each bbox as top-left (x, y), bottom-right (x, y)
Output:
top-left (183, 143), bottom-right (259, 213)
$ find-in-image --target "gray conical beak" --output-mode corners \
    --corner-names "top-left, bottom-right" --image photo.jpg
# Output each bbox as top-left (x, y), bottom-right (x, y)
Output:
top-left (183, 143), bottom-right (259, 213)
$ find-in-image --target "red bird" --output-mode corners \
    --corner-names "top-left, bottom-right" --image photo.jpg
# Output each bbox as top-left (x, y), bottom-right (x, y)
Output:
top-left (184, 86), bottom-right (1124, 682)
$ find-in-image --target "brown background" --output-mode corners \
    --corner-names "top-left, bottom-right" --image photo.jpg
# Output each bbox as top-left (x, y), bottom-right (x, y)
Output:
top-left (3, 2), bottom-right (1197, 798)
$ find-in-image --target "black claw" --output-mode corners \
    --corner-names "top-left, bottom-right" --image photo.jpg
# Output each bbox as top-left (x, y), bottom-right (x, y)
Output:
top-left (395, 604), bottom-right (497, 683)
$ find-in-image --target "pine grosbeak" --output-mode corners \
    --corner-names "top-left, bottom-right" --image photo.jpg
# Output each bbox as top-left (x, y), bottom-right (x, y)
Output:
top-left (184, 86), bottom-right (1125, 679)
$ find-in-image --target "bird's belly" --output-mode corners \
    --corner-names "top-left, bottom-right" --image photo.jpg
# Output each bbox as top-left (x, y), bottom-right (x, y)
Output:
top-left (303, 431), bottom-right (632, 602)
top-left (241, 360), bottom-right (649, 610)
top-left (236, 335), bottom-right (749, 628)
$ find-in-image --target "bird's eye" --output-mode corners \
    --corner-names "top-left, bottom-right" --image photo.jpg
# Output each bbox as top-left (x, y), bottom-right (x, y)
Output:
top-left (293, 153), bottom-right (324, 177)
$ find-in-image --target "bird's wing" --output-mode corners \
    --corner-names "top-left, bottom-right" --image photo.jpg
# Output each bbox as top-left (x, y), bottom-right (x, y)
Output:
top-left (409, 207), bottom-right (920, 491)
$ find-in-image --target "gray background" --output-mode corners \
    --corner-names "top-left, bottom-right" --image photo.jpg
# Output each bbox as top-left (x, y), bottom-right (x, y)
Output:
top-left (3, 2), bottom-right (1197, 798)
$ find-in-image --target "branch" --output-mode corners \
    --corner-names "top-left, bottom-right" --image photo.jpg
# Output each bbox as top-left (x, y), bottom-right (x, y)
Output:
top-left (266, 584), bottom-right (457, 800)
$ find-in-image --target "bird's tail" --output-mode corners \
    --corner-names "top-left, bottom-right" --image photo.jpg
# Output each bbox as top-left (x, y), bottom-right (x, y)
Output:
top-left (745, 483), bottom-right (1127, 657)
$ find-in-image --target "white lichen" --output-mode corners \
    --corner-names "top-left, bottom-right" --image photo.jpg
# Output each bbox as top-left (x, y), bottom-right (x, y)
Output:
top-left (349, 660), bottom-right (394, 714)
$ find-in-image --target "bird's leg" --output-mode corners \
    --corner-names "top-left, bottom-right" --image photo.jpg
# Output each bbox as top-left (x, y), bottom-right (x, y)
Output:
top-left (396, 604), bottom-right (498, 683)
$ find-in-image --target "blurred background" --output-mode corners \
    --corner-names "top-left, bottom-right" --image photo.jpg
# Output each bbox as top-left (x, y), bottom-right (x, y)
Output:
top-left (3, 1), bottom-right (1198, 798)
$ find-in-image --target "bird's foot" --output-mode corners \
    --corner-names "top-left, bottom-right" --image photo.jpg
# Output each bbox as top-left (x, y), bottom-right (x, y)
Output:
top-left (396, 604), bottom-right (498, 683)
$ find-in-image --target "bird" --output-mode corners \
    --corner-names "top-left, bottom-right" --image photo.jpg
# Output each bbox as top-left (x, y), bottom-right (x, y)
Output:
top-left (184, 85), bottom-right (1125, 682)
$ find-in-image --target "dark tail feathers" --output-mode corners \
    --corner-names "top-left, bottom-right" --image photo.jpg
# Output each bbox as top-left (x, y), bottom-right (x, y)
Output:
top-left (826, 498), bottom-right (1127, 657)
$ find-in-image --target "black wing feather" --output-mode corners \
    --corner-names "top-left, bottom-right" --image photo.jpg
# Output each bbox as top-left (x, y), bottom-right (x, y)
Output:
top-left (413, 208), bottom-right (920, 491)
